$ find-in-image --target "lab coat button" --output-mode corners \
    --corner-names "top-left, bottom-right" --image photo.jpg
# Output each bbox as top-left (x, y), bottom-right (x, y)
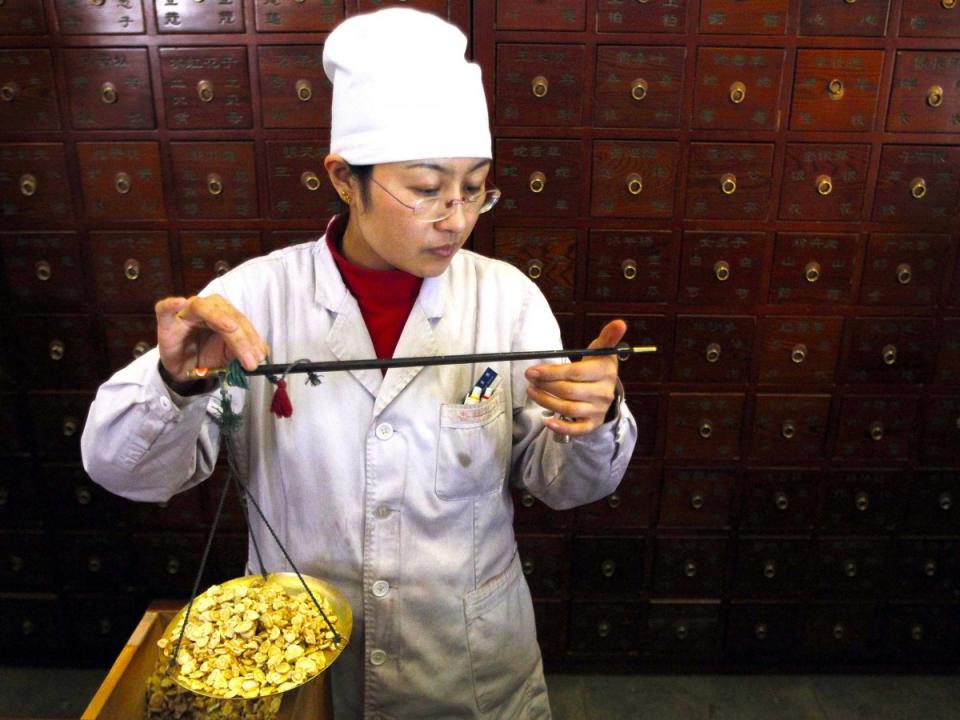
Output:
top-left (375, 423), bottom-right (394, 440)
top-left (374, 505), bottom-right (391, 519)
top-left (159, 396), bottom-right (171, 410)
top-left (370, 648), bottom-right (387, 665)
top-left (372, 580), bottom-right (390, 597)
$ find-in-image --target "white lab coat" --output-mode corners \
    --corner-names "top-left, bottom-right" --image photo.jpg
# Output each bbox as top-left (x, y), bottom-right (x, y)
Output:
top-left (82, 231), bottom-right (637, 719)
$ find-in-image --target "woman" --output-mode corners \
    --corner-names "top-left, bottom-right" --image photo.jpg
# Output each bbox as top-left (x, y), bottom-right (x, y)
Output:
top-left (82, 8), bottom-right (637, 718)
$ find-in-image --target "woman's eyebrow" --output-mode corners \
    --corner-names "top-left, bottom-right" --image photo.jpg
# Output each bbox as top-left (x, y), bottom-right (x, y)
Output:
top-left (402, 160), bottom-right (491, 174)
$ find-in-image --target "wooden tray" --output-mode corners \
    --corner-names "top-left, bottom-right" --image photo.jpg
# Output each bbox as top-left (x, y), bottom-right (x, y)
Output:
top-left (81, 602), bottom-right (330, 720)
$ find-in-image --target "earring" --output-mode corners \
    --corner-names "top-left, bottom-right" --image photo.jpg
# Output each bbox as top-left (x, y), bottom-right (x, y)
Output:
top-left (340, 191), bottom-right (350, 202)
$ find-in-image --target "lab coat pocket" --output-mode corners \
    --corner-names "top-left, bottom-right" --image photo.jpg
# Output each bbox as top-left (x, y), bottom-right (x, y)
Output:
top-left (436, 392), bottom-right (509, 500)
top-left (464, 554), bottom-right (540, 713)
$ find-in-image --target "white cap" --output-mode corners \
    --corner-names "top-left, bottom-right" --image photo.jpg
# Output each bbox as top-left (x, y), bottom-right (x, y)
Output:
top-left (323, 8), bottom-right (492, 165)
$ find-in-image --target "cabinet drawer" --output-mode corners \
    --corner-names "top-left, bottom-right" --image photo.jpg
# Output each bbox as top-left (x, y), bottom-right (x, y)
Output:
top-left (891, 540), bottom-right (960, 601)
top-left (624, 391), bottom-right (660, 458)
top-left (0, 0), bottom-right (46, 34)
top-left (497, 0), bottom-right (584, 30)
top-left (666, 393), bottom-right (744, 461)
top-left (128, 484), bottom-right (205, 531)
top-left (568, 601), bottom-right (641, 654)
top-left (43, 463), bottom-right (129, 530)
top-left (254, 0), bottom-right (342, 32)
top-left (584, 314), bottom-right (667, 383)
top-left (0, 232), bottom-right (84, 309)
top-left (653, 537), bottom-right (728, 598)
top-left (859, 233), bottom-right (951, 306)
top-left (63, 48), bottom-right (154, 130)
top-left (65, 593), bottom-right (142, 663)
top-left (658, 468), bottom-right (734, 529)
top-left (678, 231), bottom-right (767, 307)
top-left (814, 538), bottom-right (889, 599)
top-left (585, 230), bottom-right (674, 304)
top-left (900, 0), bottom-right (960, 37)
top-left (257, 46), bottom-right (332, 128)
top-left (693, 48), bottom-right (785, 131)
top-left (90, 231), bottom-right (174, 312)
top-left (732, 539), bottom-right (810, 600)
top-left (511, 487), bottom-right (575, 531)
top-left (739, 470), bottom-right (817, 534)
top-left (571, 536), bottom-right (644, 596)
top-left (904, 471), bottom-right (960, 535)
top-left (700, 0), bottom-right (787, 34)
top-left (872, 145), bottom-right (960, 224)
top-left (779, 144), bottom-right (870, 221)
top-left (0, 457), bottom-right (43, 529)
top-left (494, 139), bottom-right (582, 218)
top-left (493, 227), bottom-right (576, 303)
top-left (53, 0), bottom-right (144, 33)
top-left (799, 0), bottom-right (890, 36)
top-left (156, 0), bottom-right (242, 33)
top-left (0, 596), bottom-right (61, 662)
top-left (820, 470), bottom-right (902, 534)
top-left (591, 140), bottom-right (679, 218)
top-left (495, 44), bottom-right (585, 127)
top-left (833, 395), bottom-right (917, 462)
top-left (875, 605), bottom-right (959, 661)
top-left (180, 231), bottom-right (261, 296)
top-left (133, 532), bottom-right (206, 596)
top-left (533, 600), bottom-right (567, 659)
top-left (750, 394), bottom-right (831, 463)
top-left (58, 531), bottom-right (135, 592)
top-left (102, 315), bottom-right (155, 373)
top-left (28, 391), bottom-right (92, 458)
top-left (672, 315), bottom-right (754, 384)
top-left (725, 602), bottom-right (803, 660)
top-left (517, 533), bottom-right (569, 599)
top-left (935, 319), bottom-right (960, 385)
top-left (841, 317), bottom-right (938, 384)
top-left (644, 601), bottom-right (721, 661)
top-left (159, 48), bottom-right (250, 129)
top-left (756, 316), bottom-right (843, 384)
top-left (919, 396), bottom-right (960, 466)
top-left (888, 52), bottom-right (960, 133)
top-left (597, 0), bottom-right (688, 32)
top-left (577, 464), bottom-right (656, 531)
top-left (0, 50), bottom-right (59, 131)
top-left (265, 141), bottom-right (339, 220)
top-left (77, 142), bottom-right (165, 221)
top-left (685, 142), bottom-right (775, 220)
top-left (790, 49), bottom-right (884, 131)
top-left (0, 144), bottom-right (74, 223)
top-left (170, 142), bottom-right (258, 219)
top-left (0, 530), bottom-right (54, 591)
top-left (802, 603), bottom-right (875, 659)
top-left (770, 233), bottom-right (862, 305)
top-left (595, 46), bottom-right (686, 128)
top-left (18, 315), bottom-right (103, 389)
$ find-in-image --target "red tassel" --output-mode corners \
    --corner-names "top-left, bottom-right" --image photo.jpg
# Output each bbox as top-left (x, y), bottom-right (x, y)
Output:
top-left (270, 379), bottom-right (293, 418)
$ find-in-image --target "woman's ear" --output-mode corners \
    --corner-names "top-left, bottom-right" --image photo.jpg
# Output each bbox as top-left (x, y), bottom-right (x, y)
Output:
top-left (324, 154), bottom-right (355, 203)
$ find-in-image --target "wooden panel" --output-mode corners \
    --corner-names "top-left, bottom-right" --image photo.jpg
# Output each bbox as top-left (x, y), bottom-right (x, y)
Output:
top-left (779, 144), bottom-right (870, 221)
top-left (592, 140), bottom-right (679, 218)
top-left (495, 44), bottom-right (585, 127)
top-left (53, 0), bottom-right (144, 34)
top-left (700, 0), bottom-right (787, 34)
top-left (594, 46), bottom-right (686, 128)
top-left (799, 0), bottom-right (890, 37)
top-left (492, 227), bottom-right (576, 303)
top-left (790, 49), bottom-right (884, 131)
top-left (769, 232), bottom-right (863, 304)
top-left (685, 142), bottom-right (775, 220)
top-left (887, 52), bottom-right (960, 133)
top-left (692, 48), bottom-right (785, 131)
top-left (493, 139), bottom-right (582, 218)
top-left (0, 50), bottom-right (59, 131)
top-left (596, 0), bottom-right (688, 32)
top-left (257, 46), bottom-right (332, 128)
top-left (63, 49), bottom-right (155, 130)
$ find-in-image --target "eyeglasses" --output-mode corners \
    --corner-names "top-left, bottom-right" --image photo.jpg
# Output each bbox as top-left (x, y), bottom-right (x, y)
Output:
top-left (369, 176), bottom-right (501, 223)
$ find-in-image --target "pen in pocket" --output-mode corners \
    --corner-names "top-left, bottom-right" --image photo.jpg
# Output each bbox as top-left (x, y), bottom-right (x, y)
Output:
top-left (464, 367), bottom-right (497, 405)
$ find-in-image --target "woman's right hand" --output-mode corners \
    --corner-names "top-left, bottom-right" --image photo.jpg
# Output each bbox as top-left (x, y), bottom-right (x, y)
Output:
top-left (155, 295), bottom-right (269, 383)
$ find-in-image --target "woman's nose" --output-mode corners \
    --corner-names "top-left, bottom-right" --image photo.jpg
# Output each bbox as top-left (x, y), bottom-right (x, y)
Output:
top-left (436, 200), bottom-right (469, 232)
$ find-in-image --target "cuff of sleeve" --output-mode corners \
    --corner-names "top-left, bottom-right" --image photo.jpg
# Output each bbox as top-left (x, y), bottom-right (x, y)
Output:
top-left (158, 360), bottom-right (218, 408)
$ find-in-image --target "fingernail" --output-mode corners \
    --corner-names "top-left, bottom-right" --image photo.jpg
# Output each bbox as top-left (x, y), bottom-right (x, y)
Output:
top-left (526, 368), bottom-right (541, 380)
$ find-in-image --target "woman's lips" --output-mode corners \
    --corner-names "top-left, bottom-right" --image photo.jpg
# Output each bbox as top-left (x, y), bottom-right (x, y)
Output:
top-left (427, 244), bottom-right (455, 257)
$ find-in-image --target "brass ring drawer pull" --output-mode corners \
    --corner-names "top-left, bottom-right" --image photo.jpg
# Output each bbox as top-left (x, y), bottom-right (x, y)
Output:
top-left (35, 260), bottom-right (52, 281)
top-left (944, 0), bottom-right (957, 8)
top-left (833, 623), bottom-right (846, 640)
top-left (844, 560), bottom-right (857, 578)
top-left (729, 80), bottom-right (746, 104)
top-left (626, 173), bottom-right (643, 195)
top-left (214, 259), bottom-right (231, 276)
top-left (124, 258), bottom-right (140, 280)
top-left (596, 620), bottom-right (611, 638)
top-left (720, 173), bottom-right (737, 195)
top-left (791, 344), bottom-right (808, 364)
top-left (804, 261), bottom-right (821, 283)
top-left (1, 82), bottom-right (18, 102)
top-left (75, 485), bottom-right (92, 505)
top-left (9, 554), bottom-right (24, 572)
top-left (301, 170), bottom-right (321, 192)
top-left (62, 417), bottom-right (78, 437)
top-left (88, 555), bottom-right (102, 573)
top-left (911, 623), bottom-right (924, 642)
top-left (528, 171), bottom-right (546, 193)
top-left (675, 623), bottom-right (688, 640)
top-left (133, 340), bottom-right (150, 358)
top-left (21, 619), bottom-right (34, 636)
top-left (601, 559), bottom-right (616, 578)
top-left (90, 0), bottom-right (105, 5)
top-left (166, 556), bottom-right (181, 575)
top-left (781, 421), bottom-right (796, 440)
top-left (49, 339), bottom-right (65, 361)
top-left (869, 421), bottom-right (884, 441)
top-left (114, 172), bottom-right (132, 194)
top-left (607, 492), bottom-right (621, 509)
top-left (924, 559), bottom-right (937, 577)
top-left (896, 263), bottom-right (912, 284)
top-left (855, 491), bottom-right (870, 512)
top-left (705, 342), bottom-right (721, 363)
top-left (690, 492), bottom-right (705, 510)
top-left (296, 79), bottom-right (312, 102)
top-left (754, 622), bottom-right (768, 641)
top-left (684, 560), bottom-right (698, 578)
top-left (828, 78), bottom-right (844, 99)
top-left (621, 259), bottom-right (638, 280)
top-left (714, 260), bottom-right (730, 282)
top-left (774, 492), bottom-right (789, 511)
top-left (20, 174), bottom-right (37, 197)
top-left (527, 259), bottom-right (543, 280)
top-left (910, 177), bottom-right (927, 199)
top-left (197, 79), bottom-right (214, 103)
top-left (763, 560), bottom-right (777, 579)
top-left (882, 344), bottom-right (897, 365)
top-left (101, 81), bottom-right (118, 104)
top-left (698, 420), bottom-right (713, 439)
top-left (816, 174), bottom-right (833, 196)
top-left (531, 75), bottom-right (549, 98)
top-left (939, 492), bottom-right (952, 511)
top-left (631, 78), bottom-right (648, 101)
top-left (521, 491), bottom-right (535, 508)
top-left (927, 85), bottom-right (944, 108)
top-left (522, 558), bottom-right (535, 576)
top-left (207, 173), bottom-right (223, 196)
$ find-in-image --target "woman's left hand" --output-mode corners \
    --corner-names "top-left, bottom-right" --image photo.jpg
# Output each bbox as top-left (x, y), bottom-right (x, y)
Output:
top-left (524, 319), bottom-right (627, 437)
